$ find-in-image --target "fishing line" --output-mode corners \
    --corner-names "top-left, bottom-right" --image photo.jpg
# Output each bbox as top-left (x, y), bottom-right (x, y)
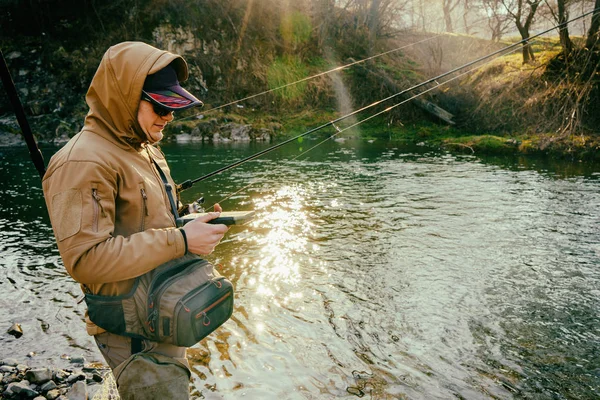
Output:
top-left (180, 6), bottom-right (598, 194)
top-left (210, 40), bottom-right (525, 207)
top-left (178, 15), bottom-right (492, 122)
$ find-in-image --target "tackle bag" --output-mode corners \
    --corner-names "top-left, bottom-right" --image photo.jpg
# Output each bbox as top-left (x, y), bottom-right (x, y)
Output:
top-left (84, 253), bottom-right (234, 347)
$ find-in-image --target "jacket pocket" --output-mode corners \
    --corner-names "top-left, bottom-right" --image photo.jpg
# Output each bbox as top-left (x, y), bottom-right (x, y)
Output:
top-left (139, 183), bottom-right (149, 231)
top-left (91, 184), bottom-right (106, 233)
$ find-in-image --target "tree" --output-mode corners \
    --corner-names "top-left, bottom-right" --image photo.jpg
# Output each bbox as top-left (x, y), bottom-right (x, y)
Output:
top-left (585, 0), bottom-right (600, 49)
top-left (483, 0), bottom-right (513, 41)
top-left (501, 0), bottom-right (543, 63)
top-left (545, 0), bottom-right (573, 56)
top-left (442, 0), bottom-right (462, 32)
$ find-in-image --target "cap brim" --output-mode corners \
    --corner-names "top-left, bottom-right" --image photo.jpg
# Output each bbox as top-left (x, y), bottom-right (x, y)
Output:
top-left (142, 85), bottom-right (203, 111)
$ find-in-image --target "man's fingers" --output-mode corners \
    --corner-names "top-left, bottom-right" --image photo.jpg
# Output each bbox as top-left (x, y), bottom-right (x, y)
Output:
top-left (190, 212), bottom-right (221, 223)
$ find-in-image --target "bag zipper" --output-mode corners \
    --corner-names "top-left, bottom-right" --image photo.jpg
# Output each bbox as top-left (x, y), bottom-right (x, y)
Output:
top-left (195, 291), bottom-right (232, 320)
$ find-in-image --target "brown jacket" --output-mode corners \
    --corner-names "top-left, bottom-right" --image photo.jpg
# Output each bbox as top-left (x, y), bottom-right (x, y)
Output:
top-left (42, 42), bottom-right (189, 335)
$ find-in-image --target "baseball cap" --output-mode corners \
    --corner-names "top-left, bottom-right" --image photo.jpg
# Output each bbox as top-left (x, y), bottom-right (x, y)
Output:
top-left (142, 65), bottom-right (203, 111)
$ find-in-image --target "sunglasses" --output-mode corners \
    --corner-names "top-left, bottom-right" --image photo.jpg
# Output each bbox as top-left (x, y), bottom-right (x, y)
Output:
top-left (141, 94), bottom-right (173, 117)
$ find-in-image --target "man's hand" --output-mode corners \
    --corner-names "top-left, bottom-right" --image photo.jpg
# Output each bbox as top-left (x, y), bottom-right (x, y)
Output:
top-left (182, 204), bottom-right (228, 255)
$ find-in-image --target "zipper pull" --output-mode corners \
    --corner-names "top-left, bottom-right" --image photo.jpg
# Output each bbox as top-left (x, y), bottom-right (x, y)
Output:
top-left (92, 188), bottom-right (107, 217)
top-left (141, 188), bottom-right (149, 216)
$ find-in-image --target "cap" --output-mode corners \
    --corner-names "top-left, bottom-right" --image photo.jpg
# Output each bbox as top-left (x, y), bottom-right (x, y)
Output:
top-left (142, 65), bottom-right (203, 111)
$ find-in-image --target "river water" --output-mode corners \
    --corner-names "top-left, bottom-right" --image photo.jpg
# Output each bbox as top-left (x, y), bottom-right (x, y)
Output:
top-left (1, 139), bottom-right (599, 399)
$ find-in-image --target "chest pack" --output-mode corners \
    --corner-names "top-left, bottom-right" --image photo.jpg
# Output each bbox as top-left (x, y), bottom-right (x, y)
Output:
top-left (84, 253), bottom-right (233, 347)
top-left (84, 157), bottom-right (234, 347)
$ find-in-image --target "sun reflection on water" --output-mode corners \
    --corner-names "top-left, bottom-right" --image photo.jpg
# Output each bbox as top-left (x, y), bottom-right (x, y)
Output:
top-left (247, 184), bottom-right (315, 306)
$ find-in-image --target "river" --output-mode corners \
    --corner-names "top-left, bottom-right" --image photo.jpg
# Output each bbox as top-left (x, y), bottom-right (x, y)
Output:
top-left (1, 139), bottom-right (599, 399)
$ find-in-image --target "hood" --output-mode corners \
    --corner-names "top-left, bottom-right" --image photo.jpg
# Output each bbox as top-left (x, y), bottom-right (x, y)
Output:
top-left (84, 41), bottom-right (188, 148)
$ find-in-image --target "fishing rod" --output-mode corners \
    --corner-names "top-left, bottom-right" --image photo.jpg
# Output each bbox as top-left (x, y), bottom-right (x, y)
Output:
top-left (212, 40), bottom-right (525, 207)
top-left (178, 6), bottom-right (599, 192)
top-left (0, 49), bottom-right (46, 179)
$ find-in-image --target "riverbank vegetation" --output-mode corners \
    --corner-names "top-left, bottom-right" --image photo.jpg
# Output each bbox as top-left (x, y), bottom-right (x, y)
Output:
top-left (1, 0), bottom-right (599, 160)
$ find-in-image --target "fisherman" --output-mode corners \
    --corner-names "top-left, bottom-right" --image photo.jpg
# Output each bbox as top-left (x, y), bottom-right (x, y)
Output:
top-left (42, 41), bottom-right (228, 398)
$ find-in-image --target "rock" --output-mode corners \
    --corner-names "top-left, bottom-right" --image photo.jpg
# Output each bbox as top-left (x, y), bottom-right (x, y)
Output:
top-left (53, 369), bottom-right (69, 382)
top-left (1, 373), bottom-right (18, 385)
top-left (33, 397), bottom-right (46, 400)
top-left (0, 365), bottom-right (16, 373)
top-left (230, 124), bottom-right (252, 141)
top-left (16, 364), bottom-right (29, 373)
top-left (46, 389), bottom-right (61, 400)
top-left (175, 133), bottom-right (192, 143)
top-left (70, 356), bottom-right (86, 365)
top-left (7, 323), bottom-right (23, 338)
top-left (25, 368), bottom-right (53, 384)
top-left (66, 372), bottom-right (86, 384)
top-left (67, 380), bottom-right (87, 400)
top-left (11, 380), bottom-right (39, 397)
top-left (256, 128), bottom-right (271, 142)
top-left (1, 358), bottom-right (19, 367)
top-left (40, 380), bottom-right (58, 392)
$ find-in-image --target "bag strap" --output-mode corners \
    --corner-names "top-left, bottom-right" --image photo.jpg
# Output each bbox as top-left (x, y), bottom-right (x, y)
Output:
top-left (152, 159), bottom-right (183, 227)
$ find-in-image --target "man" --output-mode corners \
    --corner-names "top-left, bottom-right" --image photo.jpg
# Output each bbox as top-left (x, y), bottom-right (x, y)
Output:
top-left (42, 41), bottom-right (227, 398)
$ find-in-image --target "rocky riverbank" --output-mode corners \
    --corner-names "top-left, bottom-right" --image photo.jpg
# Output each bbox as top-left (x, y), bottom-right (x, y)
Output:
top-left (1, 357), bottom-right (114, 400)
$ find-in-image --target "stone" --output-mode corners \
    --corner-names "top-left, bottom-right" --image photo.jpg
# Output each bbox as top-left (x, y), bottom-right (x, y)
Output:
top-left (2, 373), bottom-right (18, 385)
top-left (175, 133), bottom-right (192, 143)
top-left (0, 365), bottom-right (16, 373)
top-left (6, 51), bottom-right (21, 59)
top-left (70, 356), bottom-right (86, 365)
top-left (46, 389), bottom-right (61, 400)
top-left (1, 358), bottom-right (19, 367)
top-left (16, 364), bottom-right (29, 373)
top-left (11, 380), bottom-right (39, 397)
top-left (6, 323), bottom-right (23, 338)
top-left (229, 124), bottom-right (252, 141)
top-left (40, 380), bottom-right (58, 392)
top-left (33, 397), bottom-right (46, 400)
top-left (25, 368), bottom-right (53, 384)
top-left (66, 372), bottom-right (86, 384)
top-left (53, 369), bottom-right (69, 382)
top-left (67, 380), bottom-right (87, 400)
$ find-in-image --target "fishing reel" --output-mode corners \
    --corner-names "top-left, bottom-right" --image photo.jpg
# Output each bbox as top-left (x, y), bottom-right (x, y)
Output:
top-left (179, 196), bottom-right (205, 217)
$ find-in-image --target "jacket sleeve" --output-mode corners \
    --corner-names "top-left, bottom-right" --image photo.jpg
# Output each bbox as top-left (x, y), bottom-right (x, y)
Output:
top-left (43, 159), bottom-right (186, 285)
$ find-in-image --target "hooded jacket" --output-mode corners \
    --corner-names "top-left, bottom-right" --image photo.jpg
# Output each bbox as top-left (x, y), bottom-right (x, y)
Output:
top-left (42, 42), bottom-right (189, 335)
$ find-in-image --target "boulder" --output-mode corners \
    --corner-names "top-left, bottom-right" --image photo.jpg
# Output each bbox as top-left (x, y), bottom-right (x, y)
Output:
top-left (46, 389), bottom-right (61, 400)
top-left (1, 358), bottom-right (19, 367)
top-left (25, 368), bottom-right (53, 384)
top-left (66, 372), bottom-right (86, 384)
top-left (67, 381), bottom-right (87, 400)
top-left (40, 380), bottom-right (58, 392)
top-left (229, 124), bottom-right (252, 141)
top-left (10, 380), bottom-right (40, 397)
top-left (0, 365), bottom-right (16, 373)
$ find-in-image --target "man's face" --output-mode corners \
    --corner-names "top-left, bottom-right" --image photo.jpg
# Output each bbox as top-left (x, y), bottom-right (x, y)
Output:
top-left (137, 100), bottom-right (174, 143)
